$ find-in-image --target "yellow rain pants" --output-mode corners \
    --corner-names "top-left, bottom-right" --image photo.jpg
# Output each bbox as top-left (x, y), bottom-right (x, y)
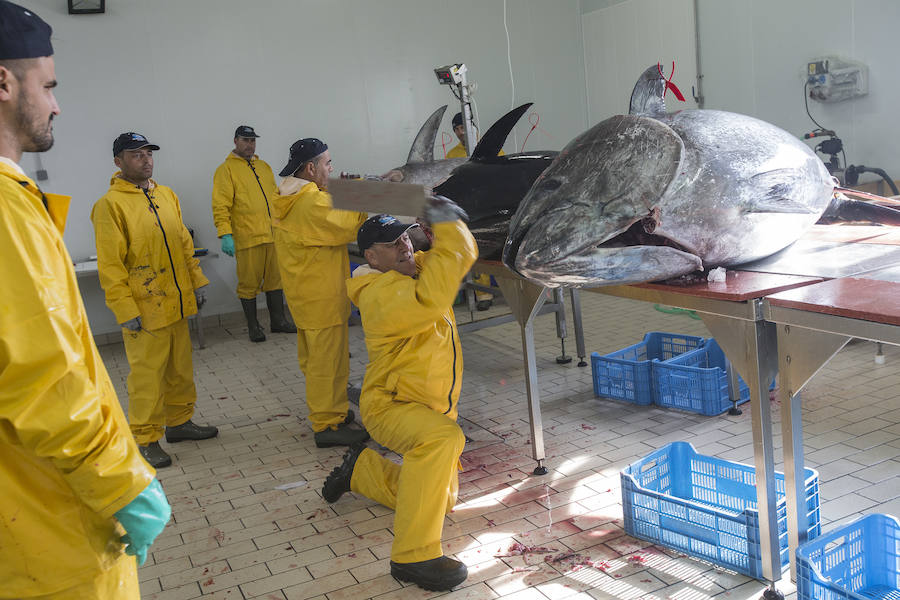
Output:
top-left (27, 554), bottom-right (139, 600)
top-left (235, 242), bottom-right (282, 298)
top-left (351, 398), bottom-right (465, 562)
top-left (123, 319), bottom-right (196, 445)
top-left (296, 324), bottom-right (350, 432)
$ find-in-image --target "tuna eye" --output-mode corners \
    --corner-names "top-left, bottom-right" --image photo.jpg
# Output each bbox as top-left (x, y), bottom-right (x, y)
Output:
top-left (538, 178), bottom-right (562, 192)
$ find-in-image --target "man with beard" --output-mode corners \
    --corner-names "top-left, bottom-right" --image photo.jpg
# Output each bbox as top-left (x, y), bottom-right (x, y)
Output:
top-left (0, 2), bottom-right (170, 598)
top-left (91, 132), bottom-right (218, 468)
top-left (212, 125), bottom-right (296, 342)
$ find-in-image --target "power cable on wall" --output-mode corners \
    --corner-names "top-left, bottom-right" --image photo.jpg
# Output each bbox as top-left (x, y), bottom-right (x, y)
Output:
top-left (503, 0), bottom-right (518, 150)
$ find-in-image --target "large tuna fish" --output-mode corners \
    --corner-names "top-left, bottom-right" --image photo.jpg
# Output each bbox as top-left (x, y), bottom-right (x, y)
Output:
top-left (433, 103), bottom-right (557, 259)
top-left (503, 65), bottom-right (837, 287)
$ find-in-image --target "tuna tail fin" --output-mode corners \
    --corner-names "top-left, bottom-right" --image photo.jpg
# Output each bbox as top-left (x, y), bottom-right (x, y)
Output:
top-left (817, 196), bottom-right (900, 226)
top-left (407, 105), bottom-right (448, 163)
top-left (629, 65), bottom-right (668, 117)
top-left (470, 103), bottom-right (533, 161)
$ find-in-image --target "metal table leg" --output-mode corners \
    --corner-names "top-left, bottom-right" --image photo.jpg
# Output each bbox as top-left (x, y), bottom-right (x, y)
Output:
top-left (553, 288), bottom-right (572, 364)
top-left (570, 289), bottom-right (587, 367)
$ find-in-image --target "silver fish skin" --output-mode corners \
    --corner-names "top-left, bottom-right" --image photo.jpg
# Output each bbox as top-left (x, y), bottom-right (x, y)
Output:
top-left (504, 68), bottom-right (834, 288)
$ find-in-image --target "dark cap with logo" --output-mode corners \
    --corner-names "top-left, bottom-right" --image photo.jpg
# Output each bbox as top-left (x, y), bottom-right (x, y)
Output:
top-left (279, 137), bottom-right (328, 177)
top-left (113, 132), bottom-right (160, 157)
top-left (234, 125), bottom-right (259, 139)
top-left (0, 0), bottom-right (53, 60)
top-left (357, 214), bottom-right (418, 252)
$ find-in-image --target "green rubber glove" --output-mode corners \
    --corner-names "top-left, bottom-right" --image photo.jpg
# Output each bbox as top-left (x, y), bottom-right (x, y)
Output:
top-left (220, 234), bottom-right (235, 257)
top-left (113, 478), bottom-right (171, 566)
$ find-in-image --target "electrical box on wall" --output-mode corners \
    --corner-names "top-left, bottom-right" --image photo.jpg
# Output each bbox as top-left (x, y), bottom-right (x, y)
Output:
top-left (807, 57), bottom-right (868, 103)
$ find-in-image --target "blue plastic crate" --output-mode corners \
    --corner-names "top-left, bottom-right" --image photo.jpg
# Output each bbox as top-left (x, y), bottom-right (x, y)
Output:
top-left (591, 332), bottom-right (705, 406)
top-left (654, 338), bottom-right (752, 416)
top-left (797, 513), bottom-right (900, 600)
top-left (621, 441), bottom-right (821, 580)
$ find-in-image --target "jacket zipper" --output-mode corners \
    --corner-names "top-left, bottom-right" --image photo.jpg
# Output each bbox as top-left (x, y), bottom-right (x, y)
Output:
top-left (444, 316), bottom-right (457, 414)
top-left (246, 160), bottom-right (272, 219)
top-left (144, 188), bottom-right (184, 319)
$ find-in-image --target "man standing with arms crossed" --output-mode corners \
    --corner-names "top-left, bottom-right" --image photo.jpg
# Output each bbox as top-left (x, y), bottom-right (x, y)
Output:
top-left (0, 2), bottom-right (169, 597)
top-left (212, 125), bottom-right (295, 342)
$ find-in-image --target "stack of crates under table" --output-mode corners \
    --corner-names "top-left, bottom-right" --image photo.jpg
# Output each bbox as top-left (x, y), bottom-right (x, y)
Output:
top-left (591, 331), bottom-right (753, 416)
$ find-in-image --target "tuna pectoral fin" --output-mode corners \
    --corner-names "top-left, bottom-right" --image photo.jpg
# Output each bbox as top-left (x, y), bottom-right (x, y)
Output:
top-left (742, 170), bottom-right (820, 214)
top-left (517, 245), bottom-right (703, 288)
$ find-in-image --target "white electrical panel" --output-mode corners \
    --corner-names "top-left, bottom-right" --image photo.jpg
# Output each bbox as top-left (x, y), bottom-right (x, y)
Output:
top-left (807, 57), bottom-right (868, 103)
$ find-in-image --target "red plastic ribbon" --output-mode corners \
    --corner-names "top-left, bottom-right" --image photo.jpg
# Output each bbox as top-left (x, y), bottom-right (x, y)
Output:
top-left (658, 61), bottom-right (686, 102)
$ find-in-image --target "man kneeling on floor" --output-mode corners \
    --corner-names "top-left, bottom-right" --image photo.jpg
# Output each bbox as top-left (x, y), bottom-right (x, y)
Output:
top-left (322, 197), bottom-right (477, 591)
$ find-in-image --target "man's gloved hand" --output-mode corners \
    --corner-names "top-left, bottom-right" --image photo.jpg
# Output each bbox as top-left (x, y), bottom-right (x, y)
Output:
top-left (423, 194), bottom-right (468, 225)
top-left (113, 478), bottom-right (171, 566)
top-left (220, 234), bottom-right (235, 257)
top-left (121, 316), bottom-right (142, 331)
top-left (195, 285), bottom-right (208, 310)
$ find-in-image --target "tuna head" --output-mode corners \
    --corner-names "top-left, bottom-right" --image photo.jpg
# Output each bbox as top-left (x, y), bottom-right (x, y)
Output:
top-left (503, 114), bottom-right (702, 287)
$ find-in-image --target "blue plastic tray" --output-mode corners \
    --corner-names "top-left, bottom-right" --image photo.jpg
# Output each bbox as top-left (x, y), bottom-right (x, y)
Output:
top-left (591, 332), bottom-right (705, 406)
top-left (621, 441), bottom-right (820, 580)
top-left (797, 513), bottom-right (900, 600)
top-left (654, 338), bottom-right (751, 416)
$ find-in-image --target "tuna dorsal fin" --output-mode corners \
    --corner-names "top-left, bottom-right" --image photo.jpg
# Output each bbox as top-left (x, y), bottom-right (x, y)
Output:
top-left (407, 105), bottom-right (448, 163)
top-left (629, 65), bottom-right (667, 117)
top-left (470, 103), bottom-right (533, 161)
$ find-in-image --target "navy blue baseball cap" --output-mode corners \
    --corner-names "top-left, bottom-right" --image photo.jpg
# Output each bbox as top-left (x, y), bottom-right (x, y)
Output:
top-left (0, 0), bottom-right (53, 60)
top-left (357, 214), bottom-right (418, 252)
top-left (279, 137), bottom-right (328, 177)
top-left (234, 125), bottom-right (259, 138)
top-left (113, 132), bottom-right (160, 156)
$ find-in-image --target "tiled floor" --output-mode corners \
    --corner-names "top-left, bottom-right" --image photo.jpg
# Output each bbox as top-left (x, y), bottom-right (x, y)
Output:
top-left (97, 290), bottom-right (900, 600)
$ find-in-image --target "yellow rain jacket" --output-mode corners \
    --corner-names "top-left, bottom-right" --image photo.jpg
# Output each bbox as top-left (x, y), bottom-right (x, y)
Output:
top-left (445, 142), bottom-right (505, 159)
top-left (211, 152), bottom-right (277, 250)
top-left (0, 162), bottom-right (155, 597)
top-left (272, 177), bottom-right (367, 329)
top-left (346, 220), bottom-right (477, 419)
top-left (92, 175), bottom-right (209, 331)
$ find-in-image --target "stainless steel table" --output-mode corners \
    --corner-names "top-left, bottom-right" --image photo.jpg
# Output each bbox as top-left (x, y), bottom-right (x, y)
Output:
top-left (764, 265), bottom-right (900, 579)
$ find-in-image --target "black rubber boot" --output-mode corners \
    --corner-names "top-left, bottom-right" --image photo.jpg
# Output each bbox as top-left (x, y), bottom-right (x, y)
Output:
top-left (240, 298), bottom-right (266, 342)
top-left (165, 420), bottom-right (219, 443)
top-left (322, 443), bottom-right (364, 503)
top-left (139, 442), bottom-right (172, 468)
top-left (390, 556), bottom-right (468, 591)
top-left (266, 290), bottom-right (297, 333)
top-left (314, 422), bottom-right (369, 448)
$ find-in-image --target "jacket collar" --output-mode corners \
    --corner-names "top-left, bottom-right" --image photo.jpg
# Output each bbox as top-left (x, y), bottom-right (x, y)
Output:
top-left (110, 172), bottom-right (157, 192)
top-left (278, 176), bottom-right (313, 196)
top-left (0, 156), bottom-right (26, 177)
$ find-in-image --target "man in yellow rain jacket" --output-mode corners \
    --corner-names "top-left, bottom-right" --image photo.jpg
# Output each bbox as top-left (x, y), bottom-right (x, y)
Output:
top-left (272, 137), bottom-right (370, 447)
top-left (446, 111), bottom-right (499, 310)
top-left (91, 132), bottom-right (218, 469)
top-left (1, 3), bottom-right (170, 597)
top-left (212, 125), bottom-right (295, 342)
top-left (323, 197), bottom-right (477, 591)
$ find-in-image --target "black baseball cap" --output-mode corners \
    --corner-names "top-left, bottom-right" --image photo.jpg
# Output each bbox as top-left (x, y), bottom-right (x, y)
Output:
top-left (234, 125), bottom-right (259, 138)
top-left (357, 214), bottom-right (418, 252)
top-left (279, 137), bottom-right (327, 177)
top-left (0, 1), bottom-right (52, 60)
top-left (113, 132), bottom-right (160, 157)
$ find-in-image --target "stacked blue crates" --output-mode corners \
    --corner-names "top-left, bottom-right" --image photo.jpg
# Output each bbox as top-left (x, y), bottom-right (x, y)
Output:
top-left (797, 513), bottom-right (900, 600)
top-left (591, 332), bottom-right (705, 406)
top-left (621, 442), bottom-right (821, 580)
top-left (592, 333), bottom-right (756, 416)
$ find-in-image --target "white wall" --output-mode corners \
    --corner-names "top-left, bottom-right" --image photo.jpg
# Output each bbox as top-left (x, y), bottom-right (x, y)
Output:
top-left (20, 0), bottom-right (588, 334)
top-left (582, 0), bottom-right (700, 124)
top-left (582, 0), bottom-right (900, 191)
